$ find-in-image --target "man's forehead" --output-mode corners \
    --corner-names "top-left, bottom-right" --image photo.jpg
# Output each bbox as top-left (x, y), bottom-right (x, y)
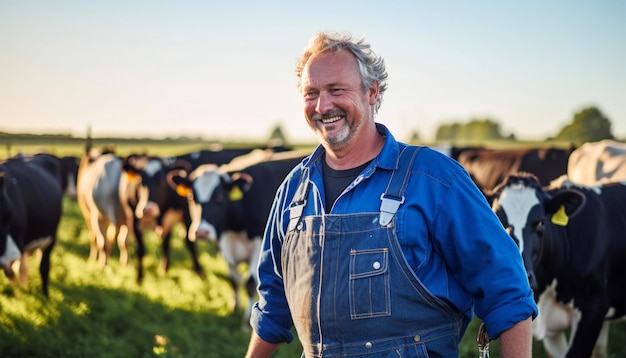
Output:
top-left (301, 51), bottom-right (359, 88)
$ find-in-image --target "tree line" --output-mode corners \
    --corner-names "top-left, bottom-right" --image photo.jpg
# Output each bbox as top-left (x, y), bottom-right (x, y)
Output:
top-left (432, 106), bottom-right (617, 144)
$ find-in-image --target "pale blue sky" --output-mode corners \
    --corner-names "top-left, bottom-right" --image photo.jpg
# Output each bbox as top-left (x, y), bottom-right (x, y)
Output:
top-left (1, 1), bottom-right (624, 142)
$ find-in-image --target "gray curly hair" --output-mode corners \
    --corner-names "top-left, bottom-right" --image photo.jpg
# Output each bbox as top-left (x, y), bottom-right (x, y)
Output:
top-left (296, 31), bottom-right (388, 115)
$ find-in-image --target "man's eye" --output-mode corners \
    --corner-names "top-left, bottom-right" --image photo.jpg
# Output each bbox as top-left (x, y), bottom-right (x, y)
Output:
top-left (304, 91), bottom-right (318, 100)
top-left (329, 88), bottom-right (343, 94)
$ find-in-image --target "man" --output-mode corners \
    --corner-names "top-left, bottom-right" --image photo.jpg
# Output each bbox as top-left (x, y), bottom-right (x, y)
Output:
top-left (246, 31), bottom-right (537, 357)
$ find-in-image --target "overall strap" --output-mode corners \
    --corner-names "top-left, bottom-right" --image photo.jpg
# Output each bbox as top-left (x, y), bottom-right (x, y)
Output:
top-left (287, 167), bottom-right (310, 232)
top-left (379, 146), bottom-right (421, 226)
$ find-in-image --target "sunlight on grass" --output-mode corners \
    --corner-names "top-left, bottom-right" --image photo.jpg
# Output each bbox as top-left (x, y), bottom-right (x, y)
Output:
top-left (3, 195), bottom-right (624, 357)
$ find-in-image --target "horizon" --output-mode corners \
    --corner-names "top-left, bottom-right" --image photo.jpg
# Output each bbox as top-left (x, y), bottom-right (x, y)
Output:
top-left (1, 1), bottom-right (624, 142)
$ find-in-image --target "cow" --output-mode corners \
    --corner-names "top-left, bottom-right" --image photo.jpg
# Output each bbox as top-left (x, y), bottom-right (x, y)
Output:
top-left (170, 151), bottom-right (308, 330)
top-left (490, 172), bottom-right (626, 357)
top-left (456, 147), bottom-right (574, 200)
top-left (5, 153), bottom-right (79, 199)
top-left (0, 154), bottom-right (63, 296)
top-left (59, 155), bottom-right (80, 199)
top-left (566, 139), bottom-right (626, 185)
top-left (119, 147), bottom-right (286, 283)
top-left (76, 148), bottom-right (130, 268)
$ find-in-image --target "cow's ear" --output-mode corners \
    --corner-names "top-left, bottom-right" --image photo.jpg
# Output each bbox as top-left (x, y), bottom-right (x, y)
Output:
top-left (167, 170), bottom-right (192, 197)
top-left (171, 176), bottom-right (192, 198)
top-left (545, 189), bottom-right (585, 222)
top-left (175, 183), bottom-right (193, 198)
top-left (124, 168), bottom-right (141, 183)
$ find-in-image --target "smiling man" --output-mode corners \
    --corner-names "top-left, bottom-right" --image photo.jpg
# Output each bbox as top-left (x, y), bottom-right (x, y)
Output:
top-left (245, 31), bottom-right (537, 358)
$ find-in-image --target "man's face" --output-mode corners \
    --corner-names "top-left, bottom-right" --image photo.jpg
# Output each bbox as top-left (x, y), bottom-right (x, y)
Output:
top-left (301, 50), bottom-right (376, 151)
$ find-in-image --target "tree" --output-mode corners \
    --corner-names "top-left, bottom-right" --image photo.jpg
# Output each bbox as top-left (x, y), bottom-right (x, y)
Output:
top-left (435, 118), bottom-right (509, 141)
top-left (268, 123), bottom-right (288, 146)
top-left (555, 106), bottom-right (614, 143)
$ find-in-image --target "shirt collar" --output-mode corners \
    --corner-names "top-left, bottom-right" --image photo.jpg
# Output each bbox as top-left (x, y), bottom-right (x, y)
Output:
top-left (302, 123), bottom-right (402, 171)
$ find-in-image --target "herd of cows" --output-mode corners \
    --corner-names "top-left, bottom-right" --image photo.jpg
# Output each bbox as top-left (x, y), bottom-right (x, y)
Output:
top-left (1, 138), bottom-right (625, 357)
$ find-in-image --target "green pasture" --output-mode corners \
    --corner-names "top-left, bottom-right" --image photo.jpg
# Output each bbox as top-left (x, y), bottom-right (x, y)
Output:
top-left (1, 138), bottom-right (625, 357)
top-left (3, 198), bottom-right (625, 357)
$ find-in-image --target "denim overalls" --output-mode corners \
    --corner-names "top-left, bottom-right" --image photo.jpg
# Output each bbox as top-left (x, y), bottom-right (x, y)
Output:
top-left (282, 147), bottom-right (467, 357)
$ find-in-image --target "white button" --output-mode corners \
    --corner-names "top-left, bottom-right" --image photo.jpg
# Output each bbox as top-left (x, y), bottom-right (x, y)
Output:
top-left (365, 342), bottom-right (372, 349)
top-left (373, 261), bottom-right (381, 270)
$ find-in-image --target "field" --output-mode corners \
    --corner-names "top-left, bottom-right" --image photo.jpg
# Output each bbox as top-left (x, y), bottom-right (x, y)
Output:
top-left (1, 139), bottom-right (625, 357)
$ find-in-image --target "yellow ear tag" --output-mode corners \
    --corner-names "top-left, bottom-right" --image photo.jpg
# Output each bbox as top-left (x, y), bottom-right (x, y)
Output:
top-left (229, 186), bottom-right (243, 201)
top-left (551, 205), bottom-right (569, 226)
top-left (176, 184), bottom-right (192, 197)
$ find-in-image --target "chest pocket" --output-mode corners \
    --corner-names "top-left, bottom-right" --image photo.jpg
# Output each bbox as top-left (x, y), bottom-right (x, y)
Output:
top-left (349, 248), bottom-right (390, 319)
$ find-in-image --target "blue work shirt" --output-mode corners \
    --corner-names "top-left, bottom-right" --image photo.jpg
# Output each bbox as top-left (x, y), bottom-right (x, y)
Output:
top-left (250, 123), bottom-right (538, 344)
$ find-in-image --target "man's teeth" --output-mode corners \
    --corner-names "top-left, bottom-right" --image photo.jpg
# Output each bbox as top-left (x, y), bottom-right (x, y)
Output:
top-left (321, 115), bottom-right (342, 124)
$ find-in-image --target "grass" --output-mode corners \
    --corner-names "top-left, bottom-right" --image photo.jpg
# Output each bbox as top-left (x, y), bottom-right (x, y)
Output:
top-left (2, 186), bottom-right (625, 357)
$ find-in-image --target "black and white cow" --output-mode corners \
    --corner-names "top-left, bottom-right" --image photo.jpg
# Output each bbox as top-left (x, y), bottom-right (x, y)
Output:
top-left (76, 149), bottom-right (130, 267)
top-left (119, 147), bottom-right (284, 282)
top-left (567, 139), bottom-right (626, 186)
top-left (171, 151), bottom-right (307, 330)
top-left (0, 154), bottom-right (63, 296)
top-left (490, 173), bottom-right (626, 357)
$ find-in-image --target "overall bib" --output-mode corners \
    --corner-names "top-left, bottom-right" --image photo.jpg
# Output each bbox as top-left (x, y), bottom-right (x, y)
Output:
top-left (282, 147), bottom-right (467, 357)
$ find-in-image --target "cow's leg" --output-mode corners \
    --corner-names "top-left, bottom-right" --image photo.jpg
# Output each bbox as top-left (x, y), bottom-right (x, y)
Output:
top-left (93, 216), bottom-right (108, 266)
top-left (85, 215), bottom-right (99, 263)
top-left (17, 254), bottom-right (28, 289)
top-left (183, 231), bottom-right (205, 279)
top-left (39, 238), bottom-right (55, 297)
top-left (566, 298), bottom-right (608, 357)
top-left (133, 218), bottom-right (145, 284)
top-left (228, 263), bottom-right (242, 313)
top-left (116, 224), bottom-right (129, 266)
top-left (159, 210), bottom-right (182, 274)
top-left (592, 321), bottom-right (610, 358)
top-left (159, 231), bottom-right (171, 274)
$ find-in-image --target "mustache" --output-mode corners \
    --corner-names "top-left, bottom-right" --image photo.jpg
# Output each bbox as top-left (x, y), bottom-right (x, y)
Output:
top-left (311, 110), bottom-right (346, 121)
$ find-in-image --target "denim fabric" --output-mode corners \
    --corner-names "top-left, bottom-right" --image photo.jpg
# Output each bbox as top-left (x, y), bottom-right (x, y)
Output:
top-left (283, 213), bottom-right (466, 357)
top-left (250, 124), bottom-right (538, 346)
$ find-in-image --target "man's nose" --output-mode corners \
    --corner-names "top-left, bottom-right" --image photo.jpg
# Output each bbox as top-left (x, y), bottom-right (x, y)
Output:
top-left (315, 92), bottom-right (333, 114)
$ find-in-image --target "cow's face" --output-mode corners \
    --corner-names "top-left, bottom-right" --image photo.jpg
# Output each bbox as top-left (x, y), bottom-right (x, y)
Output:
top-left (171, 166), bottom-right (233, 241)
top-left (492, 175), bottom-right (548, 291)
top-left (123, 155), bottom-right (168, 219)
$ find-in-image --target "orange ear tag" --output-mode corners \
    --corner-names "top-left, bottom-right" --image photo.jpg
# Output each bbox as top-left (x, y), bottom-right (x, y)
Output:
top-left (551, 205), bottom-right (569, 226)
top-left (126, 172), bottom-right (140, 182)
top-left (176, 184), bottom-right (192, 197)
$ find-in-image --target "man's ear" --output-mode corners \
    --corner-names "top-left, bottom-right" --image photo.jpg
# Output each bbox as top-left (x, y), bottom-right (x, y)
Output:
top-left (368, 81), bottom-right (379, 106)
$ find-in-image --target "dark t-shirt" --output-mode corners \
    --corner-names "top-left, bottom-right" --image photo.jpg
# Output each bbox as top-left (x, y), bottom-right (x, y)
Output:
top-left (322, 156), bottom-right (372, 214)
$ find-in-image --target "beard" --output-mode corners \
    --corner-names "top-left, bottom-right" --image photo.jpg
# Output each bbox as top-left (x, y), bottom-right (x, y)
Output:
top-left (310, 110), bottom-right (359, 151)
top-left (324, 123), bottom-right (352, 150)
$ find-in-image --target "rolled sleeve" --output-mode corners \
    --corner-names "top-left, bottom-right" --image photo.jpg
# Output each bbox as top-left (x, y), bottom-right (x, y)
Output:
top-left (250, 302), bottom-right (294, 344)
top-left (434, 169), bottom-right (538, 338)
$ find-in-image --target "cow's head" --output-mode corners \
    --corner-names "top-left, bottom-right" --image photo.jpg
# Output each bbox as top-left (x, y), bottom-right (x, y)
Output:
top-left (170, 165), bottom-right (252, 241)
top-left (122, 154), bottom-right (191, 220)
top-left (491, 173), bottom-right (586, 295)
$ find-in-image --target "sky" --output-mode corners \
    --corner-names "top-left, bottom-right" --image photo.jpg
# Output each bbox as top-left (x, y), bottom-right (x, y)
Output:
top-left (1, 1), bottom-right (624, 143)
